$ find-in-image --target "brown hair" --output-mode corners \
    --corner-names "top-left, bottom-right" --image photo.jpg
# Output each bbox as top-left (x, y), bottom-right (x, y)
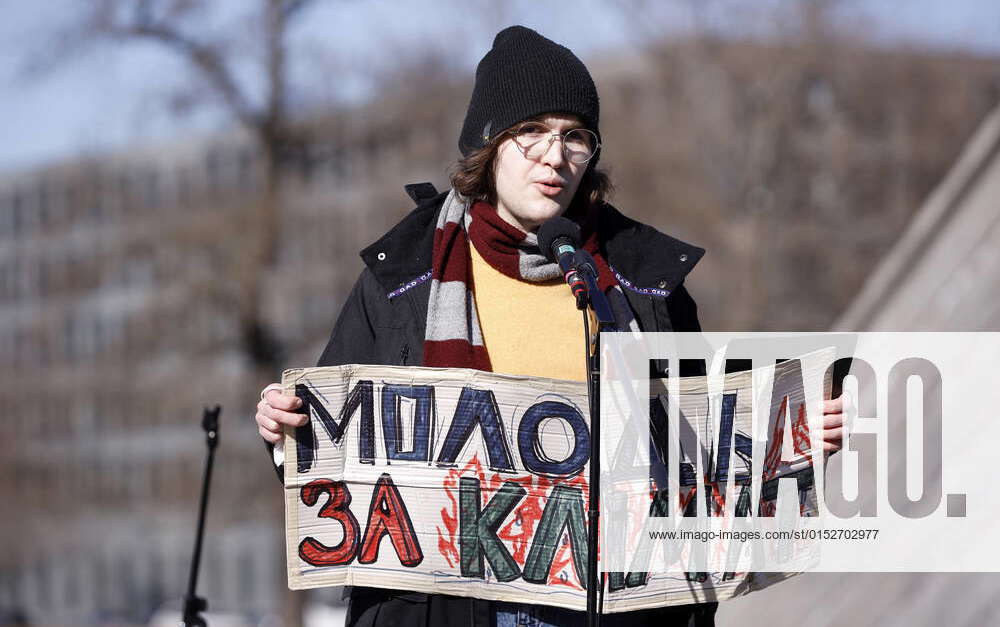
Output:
top-left (449, 129), bottom-right (613, 212)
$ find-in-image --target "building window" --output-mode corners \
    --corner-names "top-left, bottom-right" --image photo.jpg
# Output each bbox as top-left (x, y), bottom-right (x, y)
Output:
top-left (142, 170), bottom-right (160, 208)
top-left (18, 257), bottom-right (38, 300)
top-left (36, 183), bottom-right (51, 229)
top-left (206, 149), bottom-right (223, 194)
top-left (0, 194), bottom-right (10, 236)
top-left (10, 190), bottom-right (23, 237)
top-left (0, 260), bottom-right (13, 298)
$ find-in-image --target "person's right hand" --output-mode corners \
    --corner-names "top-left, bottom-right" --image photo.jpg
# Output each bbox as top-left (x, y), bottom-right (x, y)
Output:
top-left (256, 385), bottom-right (308, 444)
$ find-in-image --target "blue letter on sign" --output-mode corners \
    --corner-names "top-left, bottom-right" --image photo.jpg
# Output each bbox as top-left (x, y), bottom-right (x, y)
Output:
top-left (437, 387), bottom-right (515, 472)
top-left (381, 384), bottom-right (434, 462)
top-left (518, 401), bottom-right (589, 477)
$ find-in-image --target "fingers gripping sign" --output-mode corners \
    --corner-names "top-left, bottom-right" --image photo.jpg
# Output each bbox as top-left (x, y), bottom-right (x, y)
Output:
top-left (256, 383), bottom-right (309, 444)
top-left (816, 391), bottom-right (852, 453)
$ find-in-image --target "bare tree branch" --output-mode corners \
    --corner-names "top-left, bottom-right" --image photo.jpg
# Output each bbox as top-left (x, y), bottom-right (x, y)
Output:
top-left (281, 0), bottom-right (318, 21)
top-left (94, 6), bottom-right (260, 129)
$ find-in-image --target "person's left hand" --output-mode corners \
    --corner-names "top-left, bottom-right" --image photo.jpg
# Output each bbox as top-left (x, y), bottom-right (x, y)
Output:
top-left (818, 396), bottom-right (847, 452)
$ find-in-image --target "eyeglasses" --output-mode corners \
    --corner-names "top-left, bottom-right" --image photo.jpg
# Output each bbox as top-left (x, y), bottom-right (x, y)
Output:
top-left (504, 121), bottom-right (600, 164)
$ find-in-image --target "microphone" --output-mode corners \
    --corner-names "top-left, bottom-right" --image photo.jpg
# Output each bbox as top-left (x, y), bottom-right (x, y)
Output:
top-left (538, 217), bottom-right (588, 309)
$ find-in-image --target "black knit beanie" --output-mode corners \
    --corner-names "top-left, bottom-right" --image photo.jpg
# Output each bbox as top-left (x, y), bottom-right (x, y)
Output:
top-left (459, 26), bottom-right (600, 160)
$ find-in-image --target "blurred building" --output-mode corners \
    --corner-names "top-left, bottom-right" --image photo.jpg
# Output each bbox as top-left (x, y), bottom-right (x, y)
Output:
top-left (835, 103), bottom-right (1000, 331)
top-left (0, 103), bottom-right (457, 624)
top-left (720, 102), bottom-right (1000, 627)
top-left (0, 38), bottom-right (998, 625)
top-left (0, 133), bottom-right (295, 625)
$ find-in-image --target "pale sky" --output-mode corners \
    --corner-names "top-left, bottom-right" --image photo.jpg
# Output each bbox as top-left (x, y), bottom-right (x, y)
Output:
top-left (1, 0), bottom-right (997, 174)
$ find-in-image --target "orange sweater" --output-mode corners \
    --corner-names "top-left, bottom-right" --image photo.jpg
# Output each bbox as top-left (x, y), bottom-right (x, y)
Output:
top-left (469, 242), bottom-right (591, 382)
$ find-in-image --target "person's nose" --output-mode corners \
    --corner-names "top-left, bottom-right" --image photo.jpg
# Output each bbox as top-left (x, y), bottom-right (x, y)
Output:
top-left (540, 133), bottom-right (566, 169)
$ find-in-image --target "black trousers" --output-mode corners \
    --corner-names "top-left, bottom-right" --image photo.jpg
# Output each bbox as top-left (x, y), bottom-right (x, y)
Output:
top-left (346, 587), bottom-right (718, 627)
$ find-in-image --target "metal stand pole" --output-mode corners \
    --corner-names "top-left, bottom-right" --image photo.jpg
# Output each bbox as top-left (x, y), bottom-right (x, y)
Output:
top-left (584, 313), bottom-right (607, 627)
top-left (573, 249), bottom-right (614, 627)
top-left (182, 405), bottom-right (221, 627)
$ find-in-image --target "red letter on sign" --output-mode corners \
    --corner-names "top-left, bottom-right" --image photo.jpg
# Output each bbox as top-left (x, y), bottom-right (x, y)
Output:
top-left (358, 473), bottom-right (423, 567)
top-left (299, 479), bottom-right (360, 566)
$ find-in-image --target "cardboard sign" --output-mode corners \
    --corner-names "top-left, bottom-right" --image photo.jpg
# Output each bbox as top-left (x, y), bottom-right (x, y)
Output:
top-left (282, 364), bottom-right (820, 612)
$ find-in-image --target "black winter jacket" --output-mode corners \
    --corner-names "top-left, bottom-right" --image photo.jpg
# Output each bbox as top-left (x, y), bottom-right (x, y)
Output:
top-left (317, 185), bottom-right (704, 371)
top-left (305, 185), bottom-right (717, 627)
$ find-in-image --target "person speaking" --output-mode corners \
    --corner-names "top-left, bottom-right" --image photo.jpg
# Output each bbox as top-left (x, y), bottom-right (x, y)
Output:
top-left (255, 25), bottom-right (844, 627)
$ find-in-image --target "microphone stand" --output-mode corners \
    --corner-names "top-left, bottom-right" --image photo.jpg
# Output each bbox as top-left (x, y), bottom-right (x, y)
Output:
top-left (573, 251), bottom-right (614, 627)
top-left (182, 405), bottom-right (221, 627)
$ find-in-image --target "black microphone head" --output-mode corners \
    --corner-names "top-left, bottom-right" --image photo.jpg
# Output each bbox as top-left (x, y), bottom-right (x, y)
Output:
top-left (537, 217), bottom-right (581, 263)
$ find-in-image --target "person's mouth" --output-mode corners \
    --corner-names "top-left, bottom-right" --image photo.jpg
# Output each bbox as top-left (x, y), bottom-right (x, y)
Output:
top-left (534, 178), bottom-right (565, 197)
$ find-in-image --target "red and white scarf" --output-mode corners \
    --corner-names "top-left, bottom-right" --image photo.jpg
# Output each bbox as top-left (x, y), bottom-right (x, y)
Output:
top-left (423, 190), bottom-right (636, 370)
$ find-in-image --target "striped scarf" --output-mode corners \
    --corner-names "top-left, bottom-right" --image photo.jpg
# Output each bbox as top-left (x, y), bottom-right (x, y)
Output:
top-left (423, 190), bottom-right (637, 370)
